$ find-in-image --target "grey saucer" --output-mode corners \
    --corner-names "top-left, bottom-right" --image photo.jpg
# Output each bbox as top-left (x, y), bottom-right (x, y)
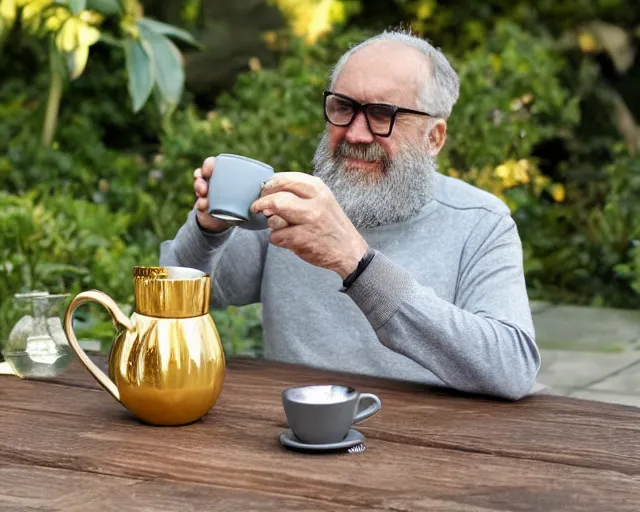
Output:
top-left (279, 428), bottom-right (365, 451)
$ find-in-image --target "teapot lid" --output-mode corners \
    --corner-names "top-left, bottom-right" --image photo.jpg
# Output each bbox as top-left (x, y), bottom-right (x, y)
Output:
top-left (133, 266), bottom-right (207, 280)
top-left (133, 266), bottom-right (210, 318)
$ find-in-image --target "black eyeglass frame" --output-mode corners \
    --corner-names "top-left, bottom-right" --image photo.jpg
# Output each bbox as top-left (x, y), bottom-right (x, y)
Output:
top-left (322, 90), bottom-right (436, 137)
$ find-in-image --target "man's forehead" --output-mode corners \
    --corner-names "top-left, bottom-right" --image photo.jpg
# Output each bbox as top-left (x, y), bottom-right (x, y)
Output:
top-left (332, 41), bottom-right (431, 106)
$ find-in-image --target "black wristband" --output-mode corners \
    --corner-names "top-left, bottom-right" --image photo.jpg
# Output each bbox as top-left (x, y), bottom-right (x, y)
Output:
top-left (342, 247), bottom-right (375, 289)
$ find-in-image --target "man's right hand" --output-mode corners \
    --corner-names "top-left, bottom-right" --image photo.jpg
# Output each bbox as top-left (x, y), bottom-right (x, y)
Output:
top-left (193, 156), bottom-right (231, 233)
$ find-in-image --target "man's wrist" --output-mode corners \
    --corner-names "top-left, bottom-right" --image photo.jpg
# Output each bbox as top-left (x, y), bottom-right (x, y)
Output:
top-left (195, 211), bottom-right (232, 236)
top-left (335, 238), bottom-right (369, 279)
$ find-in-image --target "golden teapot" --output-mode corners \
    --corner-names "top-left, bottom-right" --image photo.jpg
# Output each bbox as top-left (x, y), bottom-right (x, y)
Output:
top-left (63, 266), bottom-right (225, 426)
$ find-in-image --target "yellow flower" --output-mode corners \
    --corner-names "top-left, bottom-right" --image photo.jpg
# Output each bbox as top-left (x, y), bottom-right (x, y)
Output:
top-left (57, 16), bottom-right (97, 52)
top-left (80, 10), bottom-right (104, 25)
top-left (19, 0), bottom-right (52, 31)
top-left (550, 184), bottom-right (565, 202)
top-left (415, 0), bottom-right (435, 20)
top-left (271, 0), bottom-right (342, 44)
top-left (510, 98), bottom-right (523, 111)
top-left (304, 0), bottom-right (336, 44)
top-left (22, 0), bottom-right (52, 20)
top-left (495, 163), bottom-right (509, 179)
top-left (45, 7), bottom-right (103, 79)
top-left (493, 159), bottom-right (532, 188)
top-left (220, 117), bottom-right (233, 134)
top-left (44, 7), bottom-right (68, 31)
top-left (512, 159), bottom-right (531, 184)
top-left (248, 57), bottom-right (262, 72)
top-left (578, 31), bottom-right (598, 53)
top-left (262, 30), bottom-right (278, 49)
top-left (0, 0), bottom-right (18, 27)
top-left (521, 93), bottom-right (534, 105)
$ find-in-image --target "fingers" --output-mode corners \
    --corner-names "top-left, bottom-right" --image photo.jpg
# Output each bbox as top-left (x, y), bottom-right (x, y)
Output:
top-left (193, 156), bottom-right (214, 214)
top-left (194, 170), bottom-right (208, 197)
top-left (251, 191), bottom-right (311, 225)
top-left (194, 172), bottom-right (208, 198)
top-left (267, 214), bottom-right (289, 231)
top-left (195, 196), bottom-right (208, 212)
top-left (261, 172), bottom-right (322, 199)
top-left (202, 156), bottom-right (215, 179)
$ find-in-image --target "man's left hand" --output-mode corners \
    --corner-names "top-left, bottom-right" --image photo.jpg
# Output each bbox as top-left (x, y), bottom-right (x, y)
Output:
top-left (251, 172), bottom-right (368, 280)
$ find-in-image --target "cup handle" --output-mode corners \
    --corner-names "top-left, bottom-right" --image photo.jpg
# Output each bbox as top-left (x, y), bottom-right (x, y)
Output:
top-left (63, 290), bottom-right (134, 403)
top-left (353, 393), bottom-right (382, 424)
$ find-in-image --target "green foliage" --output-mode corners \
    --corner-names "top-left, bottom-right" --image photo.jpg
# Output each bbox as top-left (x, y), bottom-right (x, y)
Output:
top-left (0, 0), bottom-right (198, 146)
top-left (443, 22), bottom-right (581, 170)
top-left (389, 0), bottom-right (639, 52)
top-left (517, 145), bottom-right (640, 308)
top-left (0, 190), bottom-right (156, 345)
top-left (160, 29), bottom-right (373, 174)
top-left (600, 148), bottom-right (640, 301)
top-left (212, 305), bottom-right (263, 357)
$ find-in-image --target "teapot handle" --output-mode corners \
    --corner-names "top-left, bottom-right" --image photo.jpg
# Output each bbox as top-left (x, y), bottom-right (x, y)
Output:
top-left (63, 290), bottom-right (134, 402)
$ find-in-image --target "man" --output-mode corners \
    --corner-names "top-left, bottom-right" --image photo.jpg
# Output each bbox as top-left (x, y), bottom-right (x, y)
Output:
top-left (159, 30), bottom-right (541, 400)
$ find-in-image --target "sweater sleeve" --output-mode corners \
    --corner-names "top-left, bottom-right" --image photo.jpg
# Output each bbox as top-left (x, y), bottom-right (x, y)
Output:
top-left (344, 213), bottom-right (540, 400)
top-left (158, 209), bottom-right (269, 308)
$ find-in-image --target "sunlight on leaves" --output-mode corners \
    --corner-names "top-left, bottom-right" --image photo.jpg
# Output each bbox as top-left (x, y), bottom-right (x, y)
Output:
top-left (270, 0), bottom-right (354, 44)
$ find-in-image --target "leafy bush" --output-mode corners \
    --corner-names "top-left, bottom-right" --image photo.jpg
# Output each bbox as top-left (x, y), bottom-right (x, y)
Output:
top-left (159, 28), bottom-right (374, 174)
top-left (593, 147), bottom-right (640, 304)
top-left (440, 21), bottom-right (580, 213)
top-left (443, 22), bottom-right (581, 170)
top-left (0, 191), bottom-right (156, 347)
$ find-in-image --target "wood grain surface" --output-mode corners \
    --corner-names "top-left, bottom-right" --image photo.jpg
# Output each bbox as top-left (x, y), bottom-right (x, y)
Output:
top-left (1, 356), bottom-right (640, 511)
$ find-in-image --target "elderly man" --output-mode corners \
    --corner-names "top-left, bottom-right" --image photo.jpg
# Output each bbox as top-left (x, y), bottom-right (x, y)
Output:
top-left (159, 30), bottom-right (541, 400)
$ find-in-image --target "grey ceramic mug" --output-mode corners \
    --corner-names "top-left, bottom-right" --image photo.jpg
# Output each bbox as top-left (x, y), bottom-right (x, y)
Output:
top-left (207, 153), bottom-right (274, 230)
top-left (282, 384), bottom-right (382, 445)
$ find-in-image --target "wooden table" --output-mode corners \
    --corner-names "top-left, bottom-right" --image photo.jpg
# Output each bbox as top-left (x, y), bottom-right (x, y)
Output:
top-left (1, 356), bottom-right (640, 511)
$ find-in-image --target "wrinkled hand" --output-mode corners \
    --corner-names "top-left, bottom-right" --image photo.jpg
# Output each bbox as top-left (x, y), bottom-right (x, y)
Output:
top-left (251, 172), bottom-right (368, 279)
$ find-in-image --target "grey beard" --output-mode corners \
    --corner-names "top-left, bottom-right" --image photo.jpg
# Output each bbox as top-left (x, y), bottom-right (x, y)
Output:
top-left (312, 130), bottom-right (436, 230)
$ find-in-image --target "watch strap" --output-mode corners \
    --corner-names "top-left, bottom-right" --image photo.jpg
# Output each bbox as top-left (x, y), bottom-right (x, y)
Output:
top-left (342, 247), bottom-right (375, 289)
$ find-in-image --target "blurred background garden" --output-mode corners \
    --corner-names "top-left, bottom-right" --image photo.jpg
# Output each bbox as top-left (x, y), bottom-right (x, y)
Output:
top-left (1, 0), bottom-right (639, 358)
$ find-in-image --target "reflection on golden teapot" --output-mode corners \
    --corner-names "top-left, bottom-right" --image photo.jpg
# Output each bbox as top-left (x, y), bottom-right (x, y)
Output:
top-left (63, 266), bottom-right (225, 426)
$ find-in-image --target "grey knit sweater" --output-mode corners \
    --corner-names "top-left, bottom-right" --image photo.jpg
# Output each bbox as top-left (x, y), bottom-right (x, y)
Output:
top-left (159, 172), bottom-right (541, 400)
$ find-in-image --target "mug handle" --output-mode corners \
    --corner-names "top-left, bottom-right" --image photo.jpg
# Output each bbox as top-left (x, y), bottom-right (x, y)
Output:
top-left (63, 290), bottom-right (134, 403)
top-left (353, 393), bottom-right (382, 423)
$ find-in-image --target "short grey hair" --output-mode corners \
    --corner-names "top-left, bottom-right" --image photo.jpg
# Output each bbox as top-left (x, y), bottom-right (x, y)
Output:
top-left (329, 29), bottom-right (460, 119)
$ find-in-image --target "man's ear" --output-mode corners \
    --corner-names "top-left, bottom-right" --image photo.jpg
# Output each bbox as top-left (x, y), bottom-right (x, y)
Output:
top-left (426, 119), bottom-right (447, 157)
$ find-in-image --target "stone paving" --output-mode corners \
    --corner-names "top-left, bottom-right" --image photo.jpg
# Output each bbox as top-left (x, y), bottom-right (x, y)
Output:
top-left (532, 301), bottom-right (640, 407)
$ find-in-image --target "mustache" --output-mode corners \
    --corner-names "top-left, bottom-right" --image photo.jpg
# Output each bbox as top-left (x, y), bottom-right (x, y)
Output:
top-left (334, 140), bottom-right (390, 166)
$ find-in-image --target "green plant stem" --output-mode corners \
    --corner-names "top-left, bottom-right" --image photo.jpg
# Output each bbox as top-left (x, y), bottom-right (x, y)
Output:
top-left (42, 58), bottom-right (64, 146)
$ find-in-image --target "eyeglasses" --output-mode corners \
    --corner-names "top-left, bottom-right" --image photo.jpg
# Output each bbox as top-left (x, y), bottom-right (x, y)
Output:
top-left (323, 90), bottom-right (435, 137)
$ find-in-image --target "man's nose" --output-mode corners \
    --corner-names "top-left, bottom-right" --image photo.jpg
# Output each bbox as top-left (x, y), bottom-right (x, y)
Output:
top-left (345, 112), bottom-right (375, 144)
